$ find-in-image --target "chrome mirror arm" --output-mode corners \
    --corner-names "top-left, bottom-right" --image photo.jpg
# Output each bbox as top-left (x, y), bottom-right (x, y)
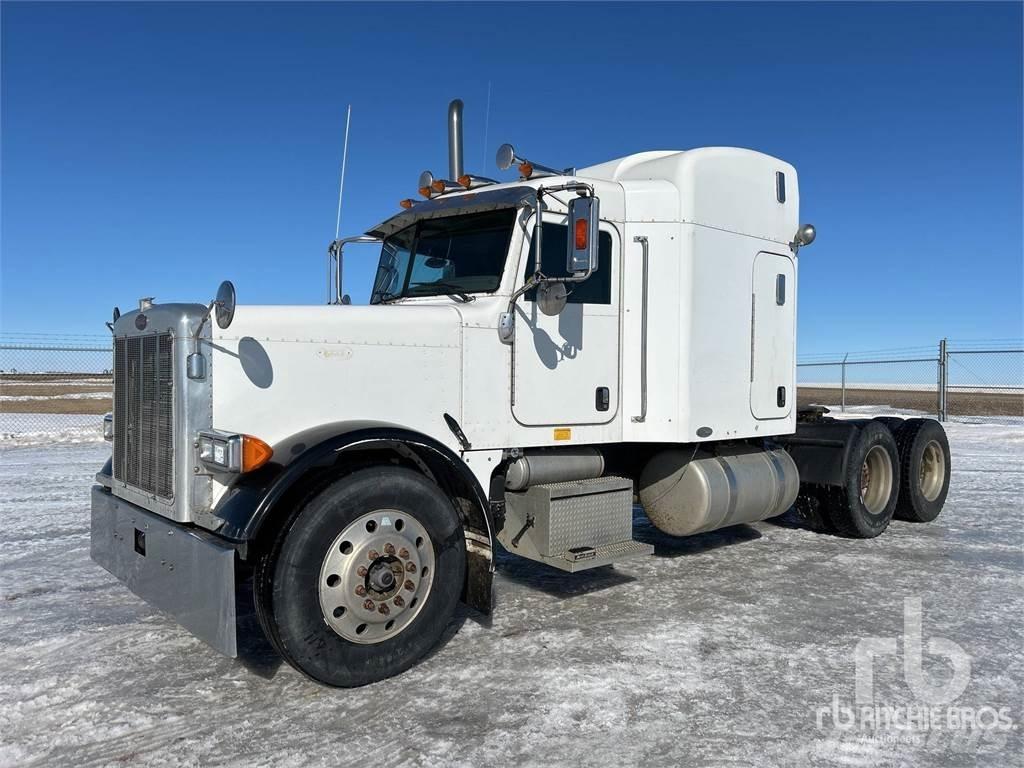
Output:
top-left (499, 183), bottom-right (598, 344)
top-left (328, 235), bottom-right (380, 305)
top-left (187, 298), bottom-right (220, 381)
top-left (191, 299), bottom-right (220, 342)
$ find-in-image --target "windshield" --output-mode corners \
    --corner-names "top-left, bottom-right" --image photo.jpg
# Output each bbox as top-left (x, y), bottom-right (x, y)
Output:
top-left (370, 208), bottom-right (516, 303)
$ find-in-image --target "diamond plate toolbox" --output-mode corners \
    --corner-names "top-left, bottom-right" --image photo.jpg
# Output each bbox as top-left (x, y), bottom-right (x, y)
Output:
top-left (507, 475), bottom-right (634, 557)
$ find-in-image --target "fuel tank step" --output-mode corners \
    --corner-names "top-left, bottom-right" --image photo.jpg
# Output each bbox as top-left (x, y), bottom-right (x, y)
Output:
top-left (541, 538), bottom-right (655, 573)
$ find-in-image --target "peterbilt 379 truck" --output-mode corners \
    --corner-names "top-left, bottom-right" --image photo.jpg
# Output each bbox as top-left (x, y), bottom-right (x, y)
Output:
top-left (91, 99), bottom-right (952, 687)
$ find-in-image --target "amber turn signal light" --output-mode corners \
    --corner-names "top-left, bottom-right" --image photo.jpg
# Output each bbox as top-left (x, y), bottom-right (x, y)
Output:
top-left (400, 199), bottom-right (415, 209)
top-left (241, 435), bottom-right (273, 473)
top-left (418, 186), bottom-right (432, 198)
top-left (518, 161), bottom-right (534, 179)
top-left (574, 217), bottom-right (588, 250)
top-left (458, 174), bottom-right (472, 189)
top-left (431, 179), bottom-right (447, 193)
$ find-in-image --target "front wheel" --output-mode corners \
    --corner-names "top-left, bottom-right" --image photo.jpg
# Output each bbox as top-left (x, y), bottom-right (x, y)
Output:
top-left (255, 466), bottom-right (466, 687)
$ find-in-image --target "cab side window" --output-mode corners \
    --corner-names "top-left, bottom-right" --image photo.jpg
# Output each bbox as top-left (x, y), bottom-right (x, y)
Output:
top-left (522, 223), bottom-right (613, 305)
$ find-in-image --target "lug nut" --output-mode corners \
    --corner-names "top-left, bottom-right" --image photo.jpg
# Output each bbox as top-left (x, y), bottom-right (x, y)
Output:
top-left (357, 565), bottom-right (368, 577)
top-left (363, 599), bottom-right (375, 611)
top-left (383, 543), bottom-right (396, 555)
top-left (406, 561), bottom-right (416, 573)
top-left (354, 585), bottom-right (367, 597)
top-left (393, 595), bottom-right (405, 607)
top-left (398, 548), bottom-right (410, 559)
top-left (368, 550), bottom-right (379, 561)
top-left (377, 603), bottom-right (390, 616)
top-left (404, 580), bottom-right (415, 591)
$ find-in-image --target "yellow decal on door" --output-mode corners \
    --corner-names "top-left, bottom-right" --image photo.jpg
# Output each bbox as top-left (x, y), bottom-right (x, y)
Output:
top-left (553, 428), bottom-right (572, 441)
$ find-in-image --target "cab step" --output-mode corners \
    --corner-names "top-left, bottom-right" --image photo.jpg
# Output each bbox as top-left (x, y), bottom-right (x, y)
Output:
top-left (497, 475), bottom-right (653, 572)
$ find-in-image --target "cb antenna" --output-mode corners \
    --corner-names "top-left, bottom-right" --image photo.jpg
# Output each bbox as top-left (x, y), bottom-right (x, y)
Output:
top-left (482, 81), bottom-right (491, 169)
top-left (334, 104), bottom-right (352, 240)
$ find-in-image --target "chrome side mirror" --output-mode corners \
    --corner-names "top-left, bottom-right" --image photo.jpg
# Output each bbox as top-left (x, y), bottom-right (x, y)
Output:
top-left (567, 196), bottom-right (600, 274)
top-left (215, 280), bottom-right (236, 329)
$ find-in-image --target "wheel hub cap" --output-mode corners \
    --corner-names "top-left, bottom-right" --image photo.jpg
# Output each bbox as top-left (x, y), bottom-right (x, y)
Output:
top-left (859, 444), bottom-right (894, 516)
top-left (919, 440), bottom-right (945, 502)
top-left (318, 509), bottom-right (435, 644)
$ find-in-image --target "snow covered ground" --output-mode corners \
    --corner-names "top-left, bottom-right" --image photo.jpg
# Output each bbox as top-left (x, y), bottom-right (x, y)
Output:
top-left (1, 411), bottom-right (1021, 767)
top-left (0, 413), bottom-right (105, 447)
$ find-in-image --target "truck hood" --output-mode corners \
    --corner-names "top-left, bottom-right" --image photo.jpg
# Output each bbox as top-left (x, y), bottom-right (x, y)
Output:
top-left (208, 304), bottom-right (465, 450)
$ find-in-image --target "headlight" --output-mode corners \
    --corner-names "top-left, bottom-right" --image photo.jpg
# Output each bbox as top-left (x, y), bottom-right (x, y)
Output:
top-left (102, 413), bottom-right (113, 442)
top-left (197, 431), bottom-right (272, 473)
top-left (197, 432), bottom-right (241, 472)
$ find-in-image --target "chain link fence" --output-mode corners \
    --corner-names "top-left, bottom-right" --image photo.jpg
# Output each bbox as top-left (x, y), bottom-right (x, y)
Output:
top-left (945, 346), bottom-right (1024, 422)
top-left (798, 339), bottom-right (1024, 424)
top-left (1, 334), bottom-right (112, 442)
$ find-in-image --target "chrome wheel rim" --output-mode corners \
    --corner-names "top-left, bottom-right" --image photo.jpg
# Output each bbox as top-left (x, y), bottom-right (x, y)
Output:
top-left (318, 509), bottom-right (435, 645)
top-left (860, 445), bottom-right (894, 515)
top-left (919, 440), bottom-right (945, 502)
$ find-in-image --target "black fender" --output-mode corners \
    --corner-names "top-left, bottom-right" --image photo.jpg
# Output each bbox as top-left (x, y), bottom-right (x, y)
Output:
top-left (212, 421), bottom-right (495, 611)
top-left (775, 419), bottom-right (862, 487)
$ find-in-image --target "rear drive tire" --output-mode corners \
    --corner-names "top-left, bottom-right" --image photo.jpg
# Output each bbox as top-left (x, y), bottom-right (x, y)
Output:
top-left (892, 418), bottom-right (950, 523)
top-left (825, 421), bottom-right (900, 538)
top-left (255, 466), bottom-right (465, 687)
top-left (792, 488), bottom-right (835, 533)
top-left (873, 416), bottom-right (906, 435)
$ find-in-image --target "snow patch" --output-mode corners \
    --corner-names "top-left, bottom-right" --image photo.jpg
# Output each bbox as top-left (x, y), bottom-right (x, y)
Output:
top-left (0, 413), bottom-right (105, 446)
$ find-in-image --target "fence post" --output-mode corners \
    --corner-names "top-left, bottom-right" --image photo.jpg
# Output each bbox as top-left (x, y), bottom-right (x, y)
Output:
top-left (937, 338), bottom-right (948, 422)
top-left (841, 353), bottom-right (848, 413)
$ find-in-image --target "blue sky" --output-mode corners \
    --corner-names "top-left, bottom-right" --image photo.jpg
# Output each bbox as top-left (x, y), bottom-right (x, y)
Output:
top-left (2, 1), bottom-right (1021, 354)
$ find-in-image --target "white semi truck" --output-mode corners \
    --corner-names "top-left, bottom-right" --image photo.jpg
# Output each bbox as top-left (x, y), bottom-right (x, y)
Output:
top-left (91, 99), bottom-right (952, 687)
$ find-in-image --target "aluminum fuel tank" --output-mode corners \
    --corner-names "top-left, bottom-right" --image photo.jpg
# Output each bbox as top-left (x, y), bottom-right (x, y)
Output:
top-left (638, 446), bottom-right (799, 537)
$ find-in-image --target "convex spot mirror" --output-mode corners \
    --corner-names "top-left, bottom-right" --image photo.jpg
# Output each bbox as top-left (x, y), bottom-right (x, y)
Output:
top-left (418, 170), bottom-right (435, 197)
top-left (537, 281), bottom-right (568, 316)
top-left (496, 144), bottom-right (516, 171)
top-left (215, 280), bottom-right (236, 329)
top-left (795, 223), bottom-right (816, 247)
top-left (567, 196), bottom-right (600, 275)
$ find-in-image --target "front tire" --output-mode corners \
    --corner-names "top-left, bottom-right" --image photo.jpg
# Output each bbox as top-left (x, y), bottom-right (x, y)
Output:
top-left (825, 421), bottom-right (900, 538)
top-left (256, 466), bottom-right (466, 687)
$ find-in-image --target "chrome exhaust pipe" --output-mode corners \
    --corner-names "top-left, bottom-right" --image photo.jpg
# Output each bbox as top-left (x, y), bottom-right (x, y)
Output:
top-left (447, 99), bottom-right (464, 181)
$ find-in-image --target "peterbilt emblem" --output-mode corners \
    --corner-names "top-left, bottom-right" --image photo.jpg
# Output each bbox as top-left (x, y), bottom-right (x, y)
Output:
top-left (135, 314), bottom-right (148, 330)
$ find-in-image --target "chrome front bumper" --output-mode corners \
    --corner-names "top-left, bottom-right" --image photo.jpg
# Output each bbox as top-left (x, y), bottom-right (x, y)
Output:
top-left (90, 485), bottom-right (238, 656)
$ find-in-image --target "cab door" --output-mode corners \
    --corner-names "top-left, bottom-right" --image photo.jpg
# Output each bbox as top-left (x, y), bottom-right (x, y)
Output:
top-left (511, 217), bottom-right (620, 426)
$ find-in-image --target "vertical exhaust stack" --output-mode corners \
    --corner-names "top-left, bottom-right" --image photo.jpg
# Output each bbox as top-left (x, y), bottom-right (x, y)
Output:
top-left (448, 99), bottom-right (464, 181)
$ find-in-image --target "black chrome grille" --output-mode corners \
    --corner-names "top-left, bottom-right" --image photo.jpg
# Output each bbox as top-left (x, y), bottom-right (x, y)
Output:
top-left (113, 333), bottom-right (174, 499)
